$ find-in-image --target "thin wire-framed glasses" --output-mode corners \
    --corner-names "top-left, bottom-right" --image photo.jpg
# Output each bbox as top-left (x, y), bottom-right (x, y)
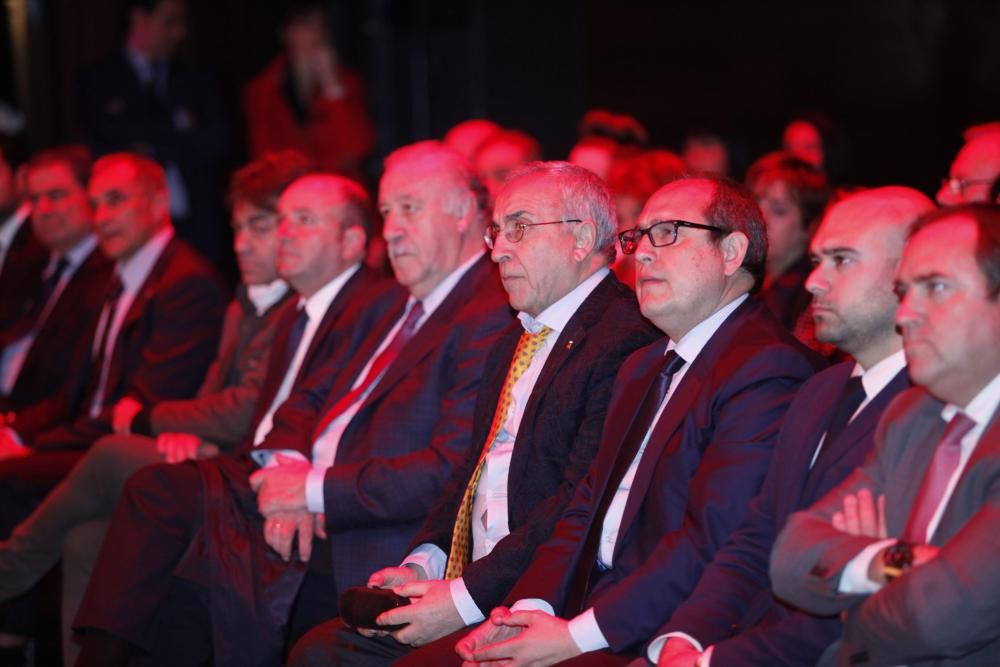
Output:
top-left (484, 219), bottom-right (583, 249)
top-left (617, 219), bottom-right (729, 255)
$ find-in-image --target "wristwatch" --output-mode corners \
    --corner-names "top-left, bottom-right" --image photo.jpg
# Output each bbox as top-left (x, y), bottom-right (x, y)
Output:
top-left (882, 540), bottom-right (914, 581)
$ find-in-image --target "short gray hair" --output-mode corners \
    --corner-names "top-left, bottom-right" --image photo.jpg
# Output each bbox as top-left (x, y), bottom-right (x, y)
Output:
top-left (503, 160), bottom-right (618, 262)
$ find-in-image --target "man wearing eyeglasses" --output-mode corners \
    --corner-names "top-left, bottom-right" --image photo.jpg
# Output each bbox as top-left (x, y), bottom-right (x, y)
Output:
top-left (289, 161), bottom-right (659, 665)
top-left (936, 128), bottom-right (1000, 206)
top-left (455, 175), bottom-right (822, 666)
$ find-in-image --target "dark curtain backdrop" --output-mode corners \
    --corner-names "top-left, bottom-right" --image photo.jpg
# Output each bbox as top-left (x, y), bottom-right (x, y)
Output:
top-left (4, 0), bottom-right (999, 195)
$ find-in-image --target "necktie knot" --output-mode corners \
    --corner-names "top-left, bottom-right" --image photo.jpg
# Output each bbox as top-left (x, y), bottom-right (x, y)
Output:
top-left (942, 411), bottom-right (977, 449)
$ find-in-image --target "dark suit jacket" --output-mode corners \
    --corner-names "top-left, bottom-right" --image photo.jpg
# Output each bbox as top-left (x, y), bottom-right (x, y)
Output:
top-left (507, 298), bottom-right (822, 653)
top-left (0, 215), bottom-right (48, 332)
top-left (78, 51), bottom-right (228, 262)
top-left (16, 236), bottom-right (227, 449)
top-left (771, 387), bottom-right (1000, 667)
top-left (136, 286), bottom-right (296, 449)
top-left (409, 271), bottom-right (660, 613)
top-left (659, 361), bottom-right (910, 666)
top-left (257, 254), bottom-right (513, 594)
top-left (1, 245), bottom-right (114, 412)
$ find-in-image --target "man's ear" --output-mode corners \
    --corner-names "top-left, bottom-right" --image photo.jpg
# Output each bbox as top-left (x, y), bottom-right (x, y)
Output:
top-left (572, 219), bottom-right (598, 261)
top-left (341, 225), bottom-right (367, 261)
top-left (720, 230), bottom-right (750, 277)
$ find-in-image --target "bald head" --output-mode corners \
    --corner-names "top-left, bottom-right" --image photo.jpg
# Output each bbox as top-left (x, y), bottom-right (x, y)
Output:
top-left (806, 186), bottom-right (935, 367)
top-left (937, 132), bottom-right (1000, 206)
top-left (275, 173), bottom-right (369, 297)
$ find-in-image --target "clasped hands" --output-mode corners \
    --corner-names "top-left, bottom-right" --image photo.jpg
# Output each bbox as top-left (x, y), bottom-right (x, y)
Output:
top-left (831, 488), bottom-right (939, 585)
top-left (249, 453), bottom-right (326, 562)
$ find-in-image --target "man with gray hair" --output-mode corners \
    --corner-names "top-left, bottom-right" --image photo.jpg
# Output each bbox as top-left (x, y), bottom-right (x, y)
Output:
top-left (289, 161), bottom-right (659, 665)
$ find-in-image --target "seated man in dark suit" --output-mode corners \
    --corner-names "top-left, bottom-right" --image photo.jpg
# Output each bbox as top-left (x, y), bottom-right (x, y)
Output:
top-left (72, 141), bottom-right (511, 665)
top-left (78, 0), bottom-right (228, 264)
top-left (457, 175), bottom-right (822, 666)
top-left (0, 146), bottom-right (113, 414)
top-left (652, 186), bottom-right (934, 667)
top-left (0, 151), bottom-right (227, 660)
top-left (0, 152), bottom-right (311, 639)
top-left (288, 161), bottom-right (660, 665)
top-left (771, 204), bottom-right (1000, 667)
top-left (0, 143), bottom-right (46, 333)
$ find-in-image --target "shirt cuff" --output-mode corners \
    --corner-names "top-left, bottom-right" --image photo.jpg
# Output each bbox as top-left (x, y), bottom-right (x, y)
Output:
top-left (1, 426), bottom-right (24, 447)
top-left (511, 598), bottom-right (555, 615)
top-left (249, 447), bottom-right (308, 468)
top-left (449, 577), bottom-right (486, 625)
top-left (838, 538), bottom-right (896, 593)
top-left (567, 607), bottom-right (610, 654)
top-left (647, 632), bottom-right (704, 663)
top-left (306, 468), bottom-right (326, 513)
top-left (402, 543), bottom-right (447, 580)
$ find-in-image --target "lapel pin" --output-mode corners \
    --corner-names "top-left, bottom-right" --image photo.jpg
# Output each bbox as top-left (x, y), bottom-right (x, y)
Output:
top-left (565, 340), bottom-right (575, 350)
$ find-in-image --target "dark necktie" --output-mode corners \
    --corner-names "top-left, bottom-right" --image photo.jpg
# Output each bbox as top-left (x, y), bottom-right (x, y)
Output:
top-left (87, 276), bottom-right (125, 414)
top-left (903, 412), bottom-right (977, 543)
top-left (563, 349), bottom-right (687, 615)
top-left (282, 306), bottom-right (310, 374)
top-left (311, 301), bottom-right (425, 438)
top-left (811, 375), bottom-right (867, 468)
top-left (0, 256), bottom-right (69, 346)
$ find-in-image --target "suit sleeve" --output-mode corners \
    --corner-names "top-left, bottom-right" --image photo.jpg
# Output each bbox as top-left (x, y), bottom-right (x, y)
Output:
top-left (591, 350), bottom-right (813, 652)
top-left (148, 302), bottom-right (278, 449)
top-left (320, 306), bottom-right (509, 532)
top-left (460, 327), bottom-right (657, 613)
top-left (841, 480), bottom-right (1000, 664)
top-left (125, 271), bottom-right (227, 407)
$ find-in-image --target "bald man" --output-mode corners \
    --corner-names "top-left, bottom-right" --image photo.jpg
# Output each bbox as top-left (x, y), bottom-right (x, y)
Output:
top-left (937, 129), bottom-right (1000, 206)
top-left (652, 187), bottom-right (934, 667)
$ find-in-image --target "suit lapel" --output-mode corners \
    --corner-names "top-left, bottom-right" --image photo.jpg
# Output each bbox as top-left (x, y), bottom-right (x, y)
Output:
top-left (799, 369), bottom-right (910, 505)
top-left (930, 404), bottom-right (1000, 544)
top-left (358, 255), bottom-right (494, 413)
top-left (615, 299), bottom-right (758, 547)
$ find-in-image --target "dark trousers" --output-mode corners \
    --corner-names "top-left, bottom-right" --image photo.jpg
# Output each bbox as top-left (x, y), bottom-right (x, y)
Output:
top-left (0, 450), bottom-right (83, 636)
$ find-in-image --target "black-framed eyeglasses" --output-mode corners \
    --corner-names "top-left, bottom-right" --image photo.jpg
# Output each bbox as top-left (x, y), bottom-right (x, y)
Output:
top-left (617, 219), bottom-right (729, 255)
top-left (940, 177), bottom-right (994, 196)
top-left (484, 218), bottom-right (583, 249)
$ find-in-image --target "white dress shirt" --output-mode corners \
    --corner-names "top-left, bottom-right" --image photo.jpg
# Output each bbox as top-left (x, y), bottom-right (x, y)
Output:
top-left (246, 279), bottom-right (289, 316)
top-left (250, 264), bottom-right (360, 448)
top-left (839, 368), bottom-right (1000, 595)
top-left (303, 252), bottom-right (488, 513)
top-left (89, 226), bottom-right (174, 418)
top-left (403, 267), bottom-right (610, 625)
top-left (1, 234), bottom-right (99, 394)
top-left (0, 202), bottom-right (32, 272)
top-left (648, 348), bottom-right (908, 665)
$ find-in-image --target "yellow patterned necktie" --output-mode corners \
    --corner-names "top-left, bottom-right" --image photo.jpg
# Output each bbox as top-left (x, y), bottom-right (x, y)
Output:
top-left (444, 325), bottom-right (553, 579)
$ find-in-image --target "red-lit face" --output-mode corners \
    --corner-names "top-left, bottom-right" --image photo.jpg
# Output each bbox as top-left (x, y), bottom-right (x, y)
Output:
top-left (131, 0), bottom-right (187, 60)
top-left (936, 137), bottom-right (1000, 206)
top-left (805, 200), bottom-right (902, 357)
top-left (89, 161), bottom-right (166, 261)
top-left (379, 163), bottom-right (470, 301)
top-left (783, 121), bottom-right (824, 169)
top-left (232, 200), bottom-right (280, 286)
top-left (475, 141), bottom-right (536, 204)
top-left (754, 179), bottom-right (808, 275)
top-left (895, 216), bottom-right (1000, 405)
top-left (28, 163), bottom-right (93, 254)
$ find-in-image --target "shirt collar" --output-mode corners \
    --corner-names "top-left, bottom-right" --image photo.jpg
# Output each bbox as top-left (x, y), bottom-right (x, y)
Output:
top-left (409, 251), bottom-right (485, 325)
top-left (851, 348), bottom-right (907, 400)
top-left (58, 234), bottom-right (99, 271)
top-left (299, 263), bottom-right (360, 321)
top-left (247, 279), bottom-right (290, 316)
top-left (116, 226), bottom-right (174, 292)
top-left (0, 202), bottom-right (31, 246)
top-left (518, 266), bottom-right (609, 335)
top-left (668, 293), bottom-right (748, 363)
top-left (942, 370), bottom-right (1000, 428)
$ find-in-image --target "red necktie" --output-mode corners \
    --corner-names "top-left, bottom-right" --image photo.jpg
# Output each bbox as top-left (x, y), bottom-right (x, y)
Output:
top-left (311, 301), bottom-right (424, 438)
top-left (903, 412), bottom-right (977, 543)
